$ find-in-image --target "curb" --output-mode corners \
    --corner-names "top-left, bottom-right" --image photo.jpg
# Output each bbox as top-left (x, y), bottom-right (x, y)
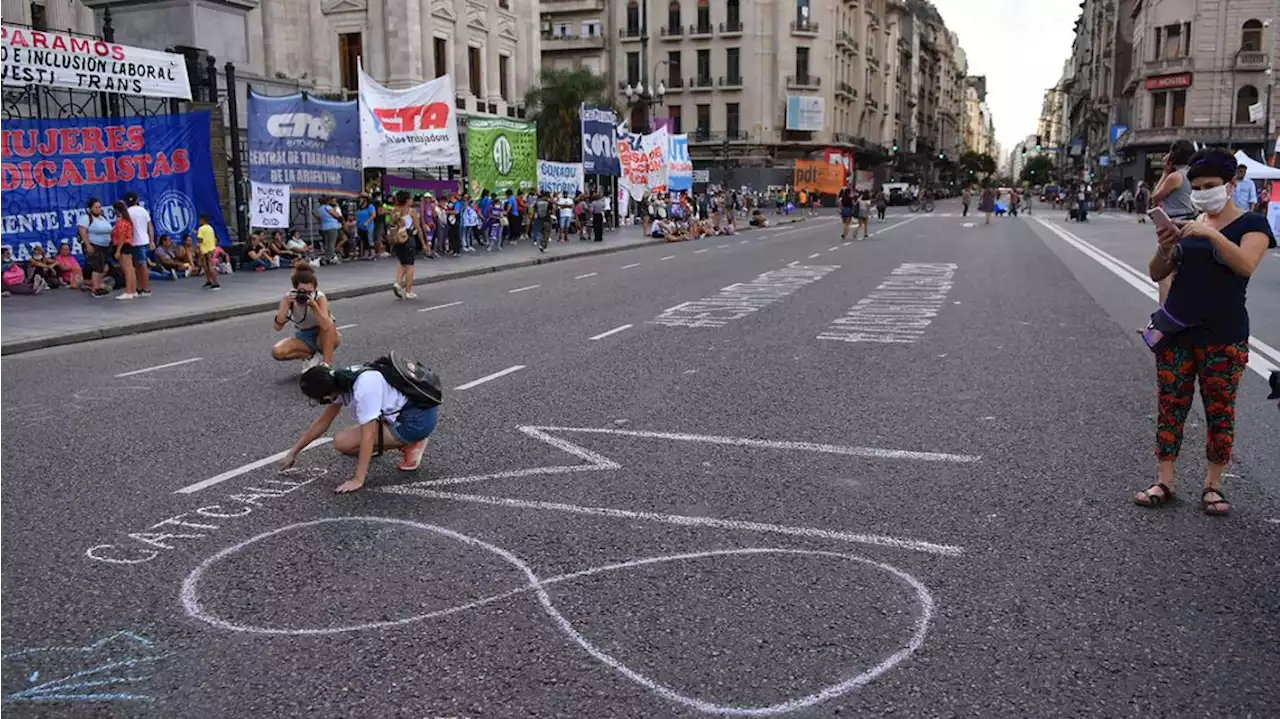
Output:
top-left (1, 217), bottom-right (807, 356)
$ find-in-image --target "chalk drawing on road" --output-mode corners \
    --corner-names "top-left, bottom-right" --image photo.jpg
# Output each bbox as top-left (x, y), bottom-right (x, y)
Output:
top-left (183, 516), bottom-right (934, 717)
top-left (1, 631), bottom-right (173, 705)
top-left (649, 264), bottom-right (840, 328)
top-left (817, 263), bottom-right (958, 344)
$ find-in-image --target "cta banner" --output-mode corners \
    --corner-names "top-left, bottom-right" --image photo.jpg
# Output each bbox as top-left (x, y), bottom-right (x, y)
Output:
top-left (359, 66), bottom-right (460, 169)
top-left (537, 160), bottom-right (584, 195)
top-left (466, 117), bottom-right (536, 195)
top-left (794, 160), bottom-right (844, 194)
top-left (0, 25), bottom-right (191, 99)
top-left (250, 181), bottom-right (290, 228)
top-left (580, 105), bottom-right (620, 176)
top-left (0, 111), bottom-right (230, 258)
top-left (667, 133), bottom-right (692, 192)
top-left (616, 125), bottom-right (667, 200)
top-left (248, 91), bottom-right (361, 197)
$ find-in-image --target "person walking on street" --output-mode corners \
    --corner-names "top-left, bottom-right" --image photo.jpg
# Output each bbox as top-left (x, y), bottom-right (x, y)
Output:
top-left (979, 183), bottom-right (995, 225)
top-left (389, 191), bottom-right (424, 299)
top-left (838, 185), bottom-right (855, 240)
top-left (961, 186), bottom-right (972, 217)
top-left (591, 193), bottom-right (607, 242)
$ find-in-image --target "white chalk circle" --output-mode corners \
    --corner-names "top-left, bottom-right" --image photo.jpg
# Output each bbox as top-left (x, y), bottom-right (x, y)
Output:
top-left (182, 517), bottom-right (934, 717)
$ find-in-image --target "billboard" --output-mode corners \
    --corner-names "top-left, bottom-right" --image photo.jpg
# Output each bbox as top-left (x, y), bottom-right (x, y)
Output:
top-left (785, 96), bottom-right (825, 131)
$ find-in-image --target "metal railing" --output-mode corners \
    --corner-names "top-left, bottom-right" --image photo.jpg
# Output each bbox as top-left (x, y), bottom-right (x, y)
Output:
top-left (786, 74), bottom-right (821, 87)
top-left (791, 19), bottom-right (819, 33)
top-left (720, 20), bottom-right (744, 33)
top-left (690, 75), bottom-right (715, 89)
top-left (719, 75), bottom-right (743, 87)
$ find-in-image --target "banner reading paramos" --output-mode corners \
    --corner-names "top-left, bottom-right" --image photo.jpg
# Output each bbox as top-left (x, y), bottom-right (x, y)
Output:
top-left (0, 25), bottom-right (191, 100)
top-left (358, 66), bottom-right (460, 169)
top-left (248, 92), bottom-right (361, 196)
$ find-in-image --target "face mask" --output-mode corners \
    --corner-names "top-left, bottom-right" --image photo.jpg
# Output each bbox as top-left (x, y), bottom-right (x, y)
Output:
top-left (1190, 184), bottom-right (1230, 214)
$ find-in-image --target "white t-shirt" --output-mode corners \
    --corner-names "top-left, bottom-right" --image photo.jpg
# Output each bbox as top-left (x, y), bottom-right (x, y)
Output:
top-left (127, 204), bottom-right (152, 247)
top-left (337, 372), bottom-right (407, 426)
top-left (557, 199), bottom-right (573, 219)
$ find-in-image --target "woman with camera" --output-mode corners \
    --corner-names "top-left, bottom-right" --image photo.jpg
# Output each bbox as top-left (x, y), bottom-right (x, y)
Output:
top-left (270, 261), bottom-right (341, 370)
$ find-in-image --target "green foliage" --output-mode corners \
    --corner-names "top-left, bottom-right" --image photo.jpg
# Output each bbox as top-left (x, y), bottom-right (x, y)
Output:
top-left (1020, 155), bottom-right (1056, 184)
top-left (523, 68), bottom-right (616, 163)
top-left (959, 151), bottom-right (997, 176)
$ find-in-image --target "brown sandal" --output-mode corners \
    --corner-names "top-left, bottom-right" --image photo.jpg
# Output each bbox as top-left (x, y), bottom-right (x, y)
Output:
top-left (1134, 482), bottom-right (1175, 507)
top-left (1201, 487), bottom-right (1230, 516)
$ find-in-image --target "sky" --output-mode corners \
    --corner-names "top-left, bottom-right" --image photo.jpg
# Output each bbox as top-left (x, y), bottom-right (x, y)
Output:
top-left (931, 0), bottom-right (1081, 155)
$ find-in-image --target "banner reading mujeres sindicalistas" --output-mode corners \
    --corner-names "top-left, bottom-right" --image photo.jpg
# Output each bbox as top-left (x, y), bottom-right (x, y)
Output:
top-left (248, 91), bottom-right (362, 197)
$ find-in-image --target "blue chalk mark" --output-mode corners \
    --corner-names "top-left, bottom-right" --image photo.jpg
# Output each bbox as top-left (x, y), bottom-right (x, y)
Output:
top-left (2, 631), bottom-right (171, 705)
top-left (26, 672), bottom-right (37, 683)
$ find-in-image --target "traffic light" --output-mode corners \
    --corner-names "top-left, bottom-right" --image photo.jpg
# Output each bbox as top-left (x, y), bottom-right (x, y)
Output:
top-left (1021, 147), bottom-right (1027, 157)
top-left (1035, 135), bottom-right (1042, 152)
top-left (892, 140), bottom-right (899, 153)
top-left (938, 151), bottom-right (945, 160)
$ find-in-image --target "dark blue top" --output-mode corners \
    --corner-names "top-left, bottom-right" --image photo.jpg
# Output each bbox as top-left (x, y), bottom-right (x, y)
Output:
top-left (355, 204), bottom-right (375, 231)
top-left (1166, 211), bottom-right (1276, 345)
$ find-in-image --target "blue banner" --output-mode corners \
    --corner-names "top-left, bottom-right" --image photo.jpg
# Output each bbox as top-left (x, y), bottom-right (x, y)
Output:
top-left (0, 111), bottom-right (230, 259)
top-left (248, 92), bottom-right (361, 197)
top-left (581, 105), bottom-right (620, 176)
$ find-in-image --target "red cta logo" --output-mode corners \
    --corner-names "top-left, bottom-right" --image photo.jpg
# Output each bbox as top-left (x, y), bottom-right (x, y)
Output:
top-left (372, 103), bottom-right (451, 132)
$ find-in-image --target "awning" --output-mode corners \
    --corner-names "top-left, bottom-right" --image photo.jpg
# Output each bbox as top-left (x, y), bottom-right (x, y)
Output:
top-left (1233, 150), bottom-right (1280, 180)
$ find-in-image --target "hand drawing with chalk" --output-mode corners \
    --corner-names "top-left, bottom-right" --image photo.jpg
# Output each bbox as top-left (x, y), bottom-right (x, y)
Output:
top-left (1, 630), bottom-right (173, 705)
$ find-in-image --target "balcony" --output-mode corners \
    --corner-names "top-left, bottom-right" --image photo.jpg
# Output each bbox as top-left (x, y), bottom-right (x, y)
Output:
top-left (835, 81), bottom-right (855, 99)
top-left (1144, 53), bottom-right (1193, 75)
top-left (540, 0), bottom-right (604, 11)
top-left (1236, 50), bottom-right (1267, 70)
top-left (719, 19), bottom-right (743, 37)
top-left (689, 22), bottom-right (714, 38)
top-left (688, 130), bottom-right (751, 144)
top-left (837, 31), bottom-right (854, 52)
top-left (786, 74), bottom-right (821, 89)
top-left (719, 75), bottom-right (743, 89)
top-left (689, 75), bottom-right (715, 91)
top-left (618, 26), bottom-right (644, 42)
top-left (660, 24), bottom-right (683, 39)
top-left (791, 18), bottom-right (819, 36)
top-left (666, 76), bottom-right (686, 91)
top-left (541, 32), bottom-right (606, 51)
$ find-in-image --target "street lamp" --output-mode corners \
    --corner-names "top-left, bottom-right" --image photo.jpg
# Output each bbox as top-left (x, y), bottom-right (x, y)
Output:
top-left (624, 61), bottom-right (668, 132)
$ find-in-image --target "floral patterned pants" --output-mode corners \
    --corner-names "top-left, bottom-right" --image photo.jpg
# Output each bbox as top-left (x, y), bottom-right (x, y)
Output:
top-left (1155, 342), bottom-right (1249, 464)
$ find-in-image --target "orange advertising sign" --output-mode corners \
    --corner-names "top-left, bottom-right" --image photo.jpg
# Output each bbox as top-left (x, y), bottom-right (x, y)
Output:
top-left (794, 160), bottom-right (844, 194)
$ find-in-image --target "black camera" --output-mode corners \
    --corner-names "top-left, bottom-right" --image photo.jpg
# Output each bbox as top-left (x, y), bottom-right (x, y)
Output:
top-left (294, 289), bottom-right (311, 301)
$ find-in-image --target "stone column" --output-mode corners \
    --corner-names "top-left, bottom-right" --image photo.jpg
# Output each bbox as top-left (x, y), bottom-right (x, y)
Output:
top-left (43, 0), bottom-right (76, 32)
top-left (309, 1), bottom-right (331, 90)
top-left (367, 0), bottom-right (387, 80)
top-left (76, 1), bottom-right (96, 35)
top-left (418, 0), bottom-right (434, 80)
top-left (2, 0), bottom-right (32, 26)
top-left (383, 0), bottom-right (423, 87)
top-left (260, 0), bottom-right (287, 79)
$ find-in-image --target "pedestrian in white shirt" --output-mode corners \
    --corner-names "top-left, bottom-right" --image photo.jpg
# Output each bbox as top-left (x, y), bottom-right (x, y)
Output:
top-left (1232, 165), bottom-right (1258, 211)
top-left (124, 192), bottom-right (155, 296)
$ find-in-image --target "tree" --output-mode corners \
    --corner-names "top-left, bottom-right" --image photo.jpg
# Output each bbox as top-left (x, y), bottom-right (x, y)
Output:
top-left (523, 68), bottom-right (615, 163)
top-left (959, 151), bottom-right (998, 180)
top-left (1020, 155), bottom-right (1056, 185)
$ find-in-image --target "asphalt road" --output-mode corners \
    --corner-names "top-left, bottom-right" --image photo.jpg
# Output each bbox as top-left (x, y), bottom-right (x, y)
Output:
top-left (2, 203), bottom-right (1278, 718)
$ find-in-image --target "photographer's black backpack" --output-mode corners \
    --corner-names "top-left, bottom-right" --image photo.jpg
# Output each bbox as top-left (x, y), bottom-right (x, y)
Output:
top-left (359, 352), bottom-right (443, 408)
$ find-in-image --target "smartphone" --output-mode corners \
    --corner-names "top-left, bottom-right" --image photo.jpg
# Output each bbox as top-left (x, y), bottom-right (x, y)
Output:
top-left (1147, 207), bottom-right (1178, 232)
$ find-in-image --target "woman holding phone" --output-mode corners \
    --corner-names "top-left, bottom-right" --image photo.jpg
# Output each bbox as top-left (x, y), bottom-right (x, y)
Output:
top-left (1135, 147), bottom-right (1275, 516)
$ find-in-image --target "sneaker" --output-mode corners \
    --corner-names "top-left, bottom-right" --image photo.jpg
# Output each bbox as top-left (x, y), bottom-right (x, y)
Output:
top-left (300, 354), bottom-right (324, 372)
top-left (32, 276), bottom-right (49, 294)
top-left (92, 288), bottom-right (112, 298)
top-left (184, 268), bottom-right (193, 278)
top-left (403, 291), bottom-right (418, 299)
top-left (391, 281), bottom-right (404, 299)
top-left (115, 292), bottom-right (136, 301)
top-left (202, 281), bottom-right (213, 288)
top-left (170, 269), bottom-right (180, 281)
top-left (209, 283), bottom-right (221, 291)
top-left (398, 439), bottom-right (427, 471)
top-left (138, 289), bottom-right (152, 297)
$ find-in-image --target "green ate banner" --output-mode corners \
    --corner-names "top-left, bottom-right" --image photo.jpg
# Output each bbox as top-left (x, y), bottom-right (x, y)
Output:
top-left (466, 117), bottom-right (537, 196)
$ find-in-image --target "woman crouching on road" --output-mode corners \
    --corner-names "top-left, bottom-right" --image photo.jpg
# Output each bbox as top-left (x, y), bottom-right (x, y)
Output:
top-left (271, 261), bottom-right (341, 370)
top-left (1134, 147), bottom-right (1275, 515)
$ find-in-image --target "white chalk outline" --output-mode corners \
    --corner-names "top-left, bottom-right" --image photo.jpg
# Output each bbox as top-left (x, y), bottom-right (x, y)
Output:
top-left (181, 516), bottom-right (933, 716)
top-left (174, 441), bottom-right (333, 494)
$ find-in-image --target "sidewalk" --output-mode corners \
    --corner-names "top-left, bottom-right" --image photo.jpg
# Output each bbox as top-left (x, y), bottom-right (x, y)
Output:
top-left (1, 217), bottom-right (808, 354)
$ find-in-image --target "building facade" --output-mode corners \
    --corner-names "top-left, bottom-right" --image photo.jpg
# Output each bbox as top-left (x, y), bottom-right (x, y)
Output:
top-left (539, 0), bottom-right (610, 77)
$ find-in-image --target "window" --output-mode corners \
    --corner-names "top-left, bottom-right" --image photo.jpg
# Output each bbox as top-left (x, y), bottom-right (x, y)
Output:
top-left (1242, 20), bottom-right (1263, 52)
top-left (30, 2), bottom-right (46, 31)
top-left (696, 103), bottom-right (710, 133)
top-left (468, 46), bottom-right (482, 97)
top-left (1237, 85), bottom-right (1260, 123)
top-left (696, 0), bottom-right (710, 32)
top-left (667, 1), bottom-right (680, 31)
top-left (726, 0), bottom-right (741, 30)
top-left (726, 102), bottom-right (740, 137)
top-left (1170, 89), bottom-right (1186, 127)
top-left (499, 55), bottom-right (510, 101)
top-left (581, 21), bottom-right (602, 37)
top-left (498, 0), bottom-right (509, 7)
top-left (627, 51), bottom-right (641, 85)
top-left (630, 105), bottom-right (646, 129)
top-left (626, 1), bottom-right (641, 33)
top-left (668, 50), bottom-right (682, 86)
top-left (796, 47), bottom-right (810, 80)
top-left (1154, 22), bottom-right (1190, 60)
top-left (697, 49), bottom-right (711, 82)
top-left (668, 105), bottom-right (683, 133)
top-left (434, 38), bottom-right (448, 77)
top-left (338, 33), bottom-right (362, 92)
top-left (796, 0), bottom-right (810, 26)
top-left (726, 47), bottom-right (740, 82)
top-left (1151, 91), bottom-right (1168, 128)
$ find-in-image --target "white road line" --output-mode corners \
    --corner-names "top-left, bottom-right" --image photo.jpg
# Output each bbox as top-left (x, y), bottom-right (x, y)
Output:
top-left (828, 246), bottom-right (840, 251)
top-left (454, 364), bottom-right (526, 390)
top-left (396, 489), bottom-right (964, 556)
top-left (808, 253), bottom-right (822, 259)
top-left (1034, 217), bottom-right (1280, 379)
top-left (174, 438), bottom-right (333, 494)
top-left (417, 301), bottom-right (463, 313)
top-left (739, 239), bottom-right (749, 244)
top-left (694, 248), bottom-right (709, 254)
top-left (115, 357), bottom-right (203, 378)
top-left (589, 323), bottom-right (633, 341)
top-left (659, 255), bottom-right (675, 261)
top-left (574, 272), bottom-right (598, 279)
top-left (621, 263), bottom-right (641, 269)
top-left (335, 323), bottom-right (358, 331)
top-left (866, 215), bottom-right (921, 238)
top-left (716, 244), bottom-right (729, 249)
top-left (508, 284), bottom-right (541, 294)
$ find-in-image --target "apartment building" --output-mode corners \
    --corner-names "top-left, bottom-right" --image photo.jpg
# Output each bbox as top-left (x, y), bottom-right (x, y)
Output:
top-left (540, 0), bottom-right (610, 77)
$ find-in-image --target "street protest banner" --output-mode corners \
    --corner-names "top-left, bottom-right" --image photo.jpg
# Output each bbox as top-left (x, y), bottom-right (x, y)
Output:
top-left (359, 65), bottom-right (460, 168)
top-left (0, 110), bottom-right (229, 259)
top-left (537, 160), bottom-right (584, 195)
top-left (466, 117), bottom-right (537, 195)
top-left (0, 24), bottom-right (191, 99)
top-left (616, 125), bottom-right (668, 200)
top-left (382, 174), bottom-right (458, 198)
top-left (248, 92), bottom-right (361, 196)
top-left (667, 133), bottom-right (692, 192)
top-left (580, 105), bottom-right (620, 176)
top-left (250, 181), bottom-right (290, 228)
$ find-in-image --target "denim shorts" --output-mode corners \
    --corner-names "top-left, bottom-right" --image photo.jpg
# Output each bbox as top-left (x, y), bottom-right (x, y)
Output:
top-left (558, 216), bottom-right (572, 229)
top-left (295, 327), bottom-right (320, 353)
top-left (388, 404), bottom-right (439, 444)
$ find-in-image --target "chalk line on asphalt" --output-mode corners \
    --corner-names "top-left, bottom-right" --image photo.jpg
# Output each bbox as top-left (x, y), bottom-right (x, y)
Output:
top-left (454, 364), bottom-right (526, 390)
top-left (174, 439), bottom-right (333, 494)
top-left (115, 357), bottom-right (203, 378)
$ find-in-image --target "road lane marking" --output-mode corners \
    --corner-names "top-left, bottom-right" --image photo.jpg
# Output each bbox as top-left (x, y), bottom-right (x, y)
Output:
top-left (808, 253), bottom-right (822, 259)
top-left (574, 272), bottom-right (598, 279)
top-left (418, 301), bottom-right (463, 313)
top-left (867, 215), bottom-right (921, 238)
top-left (508, 284), bottom-right (541, 294)
top-left (174, 440), bottom-right (333, 494)
top-left (115, 357), bottom-right (203, 378)
top-left (651, 263), bottom-right (841, 328)
top-left (716, 244), bottom-right (729, 249)
top-left (660, 255), bottom-right (675, 261)
top-left (335, 323), bottom-right (358, 331)
top-left (454, 364), bottom-right (526, 390)
top-left (828, 246), bottom-right (840, 251)
top-left (818, 263), bottom-right (958, 344)
top-left (1034, 218), bottom-right (1280, 378)
top-left (621, 263), bottom-right (641, 269)
top-left (589, 324), bottom-right (633, 341)
top-left (739, 239), bottom-right (749, 244)
top-left (694, 248), bottom-right (708, 254)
